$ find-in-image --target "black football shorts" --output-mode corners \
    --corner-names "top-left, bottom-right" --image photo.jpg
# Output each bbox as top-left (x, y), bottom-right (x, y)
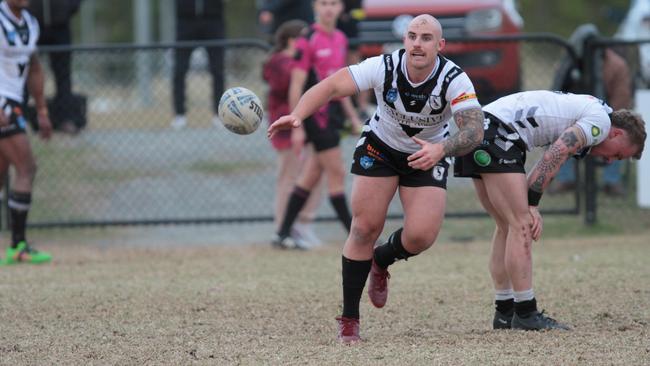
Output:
top-left (454, 112), bottom-right (527, 179)
top-left (351, 129), bottom-right (450, 188)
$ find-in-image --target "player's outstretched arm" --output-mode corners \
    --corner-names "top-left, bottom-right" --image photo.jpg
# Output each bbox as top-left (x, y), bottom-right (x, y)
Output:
top-left (527, 125), bottom-right (587, 199)
top-left (267, 68), bottom-right (358, 138)
top-left (443, 107), bottom-right (485, 157)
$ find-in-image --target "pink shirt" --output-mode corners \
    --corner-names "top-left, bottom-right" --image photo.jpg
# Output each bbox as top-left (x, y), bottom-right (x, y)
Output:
top-left (294, 23), bottom-right (348, 82)
top-left (263, 52), bottom-right (294, 150)
top-left (294, 24), bottom-right (348, 128)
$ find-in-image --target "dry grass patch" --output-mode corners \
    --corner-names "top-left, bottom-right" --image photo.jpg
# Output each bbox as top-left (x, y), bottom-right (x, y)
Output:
top-left (0, 235), bottom-right (648, 365)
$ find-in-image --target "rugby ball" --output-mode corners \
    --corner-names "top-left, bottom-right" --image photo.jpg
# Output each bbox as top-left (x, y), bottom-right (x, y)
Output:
top-left (218, 87), bottom-right (264, 135)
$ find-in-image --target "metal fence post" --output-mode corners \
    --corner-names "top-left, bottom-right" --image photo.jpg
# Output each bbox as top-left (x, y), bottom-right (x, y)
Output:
top-left (582, 38), bottom-right (605, 225)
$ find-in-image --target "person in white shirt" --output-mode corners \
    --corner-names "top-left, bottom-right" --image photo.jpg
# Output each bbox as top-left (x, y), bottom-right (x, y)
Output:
top-left (455, 90), bottom-right (647, 330)
top-left (0, 0), bottom-right (52, 264)
top-left (269, 14), bottom-right (484, 343)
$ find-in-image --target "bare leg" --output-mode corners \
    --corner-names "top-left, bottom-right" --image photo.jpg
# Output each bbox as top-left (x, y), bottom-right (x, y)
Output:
top-left (473, 178), bottom-right (512, 291)
top-left (480, 173), bottom-right (532, 293)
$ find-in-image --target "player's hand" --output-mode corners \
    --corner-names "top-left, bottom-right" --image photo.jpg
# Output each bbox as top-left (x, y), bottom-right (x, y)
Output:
top-left (37, 111), bottom-right (52, 140)
top-left (407, 137), bottom-right (444, 170)
top-left (529, 205), bottom-right (543, 241)
top-left (291, 126), bottom-right (306, 156)
top-left (268, 114), bottom-right (302, 138)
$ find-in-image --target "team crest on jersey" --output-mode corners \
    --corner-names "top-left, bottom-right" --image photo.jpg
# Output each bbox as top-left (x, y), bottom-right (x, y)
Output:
top-left (429, 94), bottom-right (442, 109)
top-left (360, 156), bottom-right (374, 169)
top-left (7, 30), bottom-right (16, 43)
top-left (432, 165), bottom-right (445, 181)
top-left (386, 88), bottom-right (398, 103)
top-left (591, 126), bottom-right (601, 137)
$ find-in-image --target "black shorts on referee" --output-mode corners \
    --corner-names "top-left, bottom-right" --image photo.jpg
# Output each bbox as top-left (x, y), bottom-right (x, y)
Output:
top-left (303, 101), bottom-right (344, 152)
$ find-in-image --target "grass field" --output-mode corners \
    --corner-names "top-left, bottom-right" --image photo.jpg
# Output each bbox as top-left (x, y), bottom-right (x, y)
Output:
top-left (0, 232), bottom-right (648, 365)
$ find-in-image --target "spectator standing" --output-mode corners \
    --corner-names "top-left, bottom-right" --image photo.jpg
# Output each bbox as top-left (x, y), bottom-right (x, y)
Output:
top-left (263, 20), bottom-right (323, 246)
top-left (258, 0), bottom-right (313, 37)
top-left (551, 25), bottom-right (633, 196)
top-left (171, 0), bottom-right (225, 130)
top-left (270, 0), bottom-right (362, 250)
top-left (27, 0), bottom-right (84, 134)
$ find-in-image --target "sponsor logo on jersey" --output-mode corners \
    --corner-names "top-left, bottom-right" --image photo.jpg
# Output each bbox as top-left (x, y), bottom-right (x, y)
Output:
top-left (360, 156), bottom-right (374, 169)
top-left (316, 48), bottom-right (332, 58)
top-left (499, 158), bottom-right (517, 165)
top-left (7, 31), bottom-right (16, 43)
top-left (403, 92), bottom-right (428, 101)
top-left (473, 149), bottom-right (491, 167)
top-left (366, 144), bottom-right (386, 161)
top-left (386, 88), bottom-right (398, 103)
top-left (591, 126), bottom-right (601, 137)
top-left (383, 107), bottom-right (445, 127)
top-left (451, 92), bottom-right (476, 106)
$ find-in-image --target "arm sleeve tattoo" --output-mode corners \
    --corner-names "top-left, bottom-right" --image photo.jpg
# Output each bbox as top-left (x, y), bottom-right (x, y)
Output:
top-left (528, 126), bottom-right (587, 193)
top-left (443, 107), bottom-right (485, 157)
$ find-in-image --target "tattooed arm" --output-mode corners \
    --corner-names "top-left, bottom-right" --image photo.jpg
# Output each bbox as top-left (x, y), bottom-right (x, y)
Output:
top-left (528, 125), bottom-right (588, 195)
top-left (443, 107), bottom-right (485, 157)
top-left (407, 107), bottom-right (484, 170)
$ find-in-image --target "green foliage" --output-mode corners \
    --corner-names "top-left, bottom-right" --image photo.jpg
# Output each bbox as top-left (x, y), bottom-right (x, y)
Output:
top-left (518, 0), bottom-right (631, 37)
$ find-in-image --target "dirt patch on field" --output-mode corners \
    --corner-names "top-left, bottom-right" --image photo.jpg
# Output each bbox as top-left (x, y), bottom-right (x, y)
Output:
top-left (0, 234), bottom-right (649, 365)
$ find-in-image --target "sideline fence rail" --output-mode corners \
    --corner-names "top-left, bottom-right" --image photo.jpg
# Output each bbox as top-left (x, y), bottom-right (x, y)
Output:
top-left (3, 35), bottom-right (595, 229)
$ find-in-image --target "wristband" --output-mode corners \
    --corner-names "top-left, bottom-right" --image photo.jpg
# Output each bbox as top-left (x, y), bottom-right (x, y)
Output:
top-left (528, 189), bottom-right (542, 206)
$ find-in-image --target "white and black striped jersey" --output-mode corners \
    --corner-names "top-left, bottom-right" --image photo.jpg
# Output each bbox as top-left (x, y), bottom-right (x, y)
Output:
top-left (484, 90), bottom-right (612, 152)
top-left (348, 49), bottom-right (480, 153)
top-left (0, 1), bottom-right (39, 103)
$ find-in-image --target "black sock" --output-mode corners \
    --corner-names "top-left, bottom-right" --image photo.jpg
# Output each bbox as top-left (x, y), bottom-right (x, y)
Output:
top-left (277, 186), bottom-right (310, 237)
top-left (341, 256), bottom-right (372, 319)
top-left (373, 228), bottom-right (416, 269)
top-left (329, 193), bottom-right (352, 232)
top-left (495, 299), bottom-right (514, 315)
top-left (8, 191), bottom-right (31, 248)
top-left (514, 298), bottom-right (537, 318)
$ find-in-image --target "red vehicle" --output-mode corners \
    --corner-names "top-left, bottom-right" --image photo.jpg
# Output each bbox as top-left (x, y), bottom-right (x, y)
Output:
top-left (356, 0), bottom-right (523, 104)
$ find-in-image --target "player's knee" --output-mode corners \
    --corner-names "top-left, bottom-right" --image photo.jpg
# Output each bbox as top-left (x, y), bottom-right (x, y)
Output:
top-left (508, 214), bottom-right (532, 233)
top-left (350, 220), bottom-right (382, 246)
top-left (16, 160), bottom-right (37, 181)
top-left (404, 232), bottom-right (437, 253)
top-left (494, 219), bottom-right (509, 235)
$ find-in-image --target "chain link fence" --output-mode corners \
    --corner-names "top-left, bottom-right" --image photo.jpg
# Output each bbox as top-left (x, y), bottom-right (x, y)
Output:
top-left (6, 34), bottom-right (625, 229)
top-left (578, 38), bottom-right (650, 234)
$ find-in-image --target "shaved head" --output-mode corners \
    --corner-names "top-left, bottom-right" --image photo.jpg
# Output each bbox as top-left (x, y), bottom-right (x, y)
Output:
top-left (403, 14), bottom-right (446, 80)
top-left (408, 14), bottom-right (443, 38)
